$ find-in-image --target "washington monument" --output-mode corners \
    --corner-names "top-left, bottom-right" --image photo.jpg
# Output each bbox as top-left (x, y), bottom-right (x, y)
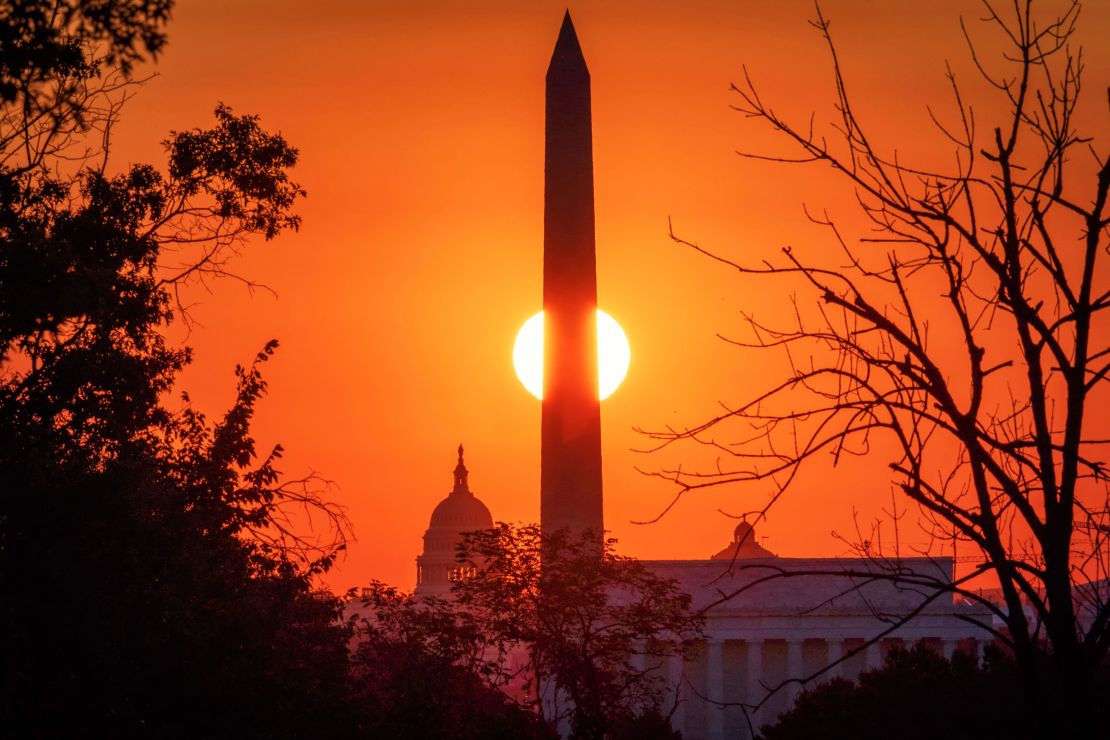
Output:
top-left (541, 12), bottom-right (603, 545)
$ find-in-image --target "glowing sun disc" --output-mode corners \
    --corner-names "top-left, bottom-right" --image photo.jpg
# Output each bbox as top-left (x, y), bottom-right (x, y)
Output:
top-left (512, 309), bottom-right (630, 401)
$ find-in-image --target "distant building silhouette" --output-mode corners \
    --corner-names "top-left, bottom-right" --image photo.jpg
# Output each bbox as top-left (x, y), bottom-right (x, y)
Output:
top-left (413, 445), bottom-right (492, 598)
top-left (710, 518), bottom-right (777, 560)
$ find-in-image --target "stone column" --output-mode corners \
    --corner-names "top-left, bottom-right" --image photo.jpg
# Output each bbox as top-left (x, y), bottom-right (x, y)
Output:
top-left (825, 638), bottom-right (842, 679)
top-left (786, 639), bottom-right (804, 707)
top-left (745, 639), bottom-right (763, 734)
top-left (942, 639), bottom-right (957, 660)
top-left (967, 639), bottom-right (980, 665)
top-left (706, 638), bottom-right (724, 740)
top-left (865, 639), bottom-right (882, 671)
top-left (668, 652), bottom-right (685, 734)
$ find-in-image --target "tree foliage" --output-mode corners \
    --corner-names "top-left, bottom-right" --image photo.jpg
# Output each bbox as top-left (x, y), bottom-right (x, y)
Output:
top-left (454, 523), bottom-right (704, 740)
top-left (351, 582), bottom-right (555, 740)
top-left (760, 643), bottom-right (1110, 740)
top-left (0, 0), bottom-right (172, 108)
top-left (650, 1), bottom-right (1109, 736)
top-left (0, 2), bottom-right (358, 737)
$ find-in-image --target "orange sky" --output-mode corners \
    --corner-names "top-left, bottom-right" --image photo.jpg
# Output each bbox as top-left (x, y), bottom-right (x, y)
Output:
top-left (112, 0), bottom-right (1109, 592)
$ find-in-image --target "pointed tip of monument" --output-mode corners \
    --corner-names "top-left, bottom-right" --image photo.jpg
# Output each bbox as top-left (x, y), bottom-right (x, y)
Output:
top-left (548, 9), bottom-right (588, 80)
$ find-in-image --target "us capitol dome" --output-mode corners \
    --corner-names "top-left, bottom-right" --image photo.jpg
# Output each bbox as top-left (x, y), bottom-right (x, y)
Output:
top-left (414, 445), bottom-right (493, 597)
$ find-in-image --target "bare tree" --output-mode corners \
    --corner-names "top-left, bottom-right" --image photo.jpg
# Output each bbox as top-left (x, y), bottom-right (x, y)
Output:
top-left (647, 1), bottom-right (1109, 735)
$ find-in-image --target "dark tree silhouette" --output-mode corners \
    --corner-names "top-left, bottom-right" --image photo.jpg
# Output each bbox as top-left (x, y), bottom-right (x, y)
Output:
top-left (648, 1), bottom-right (1109, 736)
top-left (454, 523), bottom-right (704, 740)
top-left (351, 582), bottom-right (555, 740)
top-left (0, 2), bottom-right (356, 737)
top-left (759, 643), bottom-right (1110, 740)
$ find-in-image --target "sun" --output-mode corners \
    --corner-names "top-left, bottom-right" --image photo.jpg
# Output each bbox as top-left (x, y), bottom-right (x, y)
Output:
top-left (513, 309), bottom-right (630, 401)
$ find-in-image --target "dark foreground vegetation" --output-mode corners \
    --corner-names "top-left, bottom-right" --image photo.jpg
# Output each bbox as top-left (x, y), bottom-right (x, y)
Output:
top-left (0, 1), bottom-right (351, 736)
top-left (760, 644), bottom-right (1110, 740)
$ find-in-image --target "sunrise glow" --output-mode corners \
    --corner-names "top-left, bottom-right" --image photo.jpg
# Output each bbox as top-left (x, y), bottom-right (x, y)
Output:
top-left (513, 309), bottom-right (630, 401)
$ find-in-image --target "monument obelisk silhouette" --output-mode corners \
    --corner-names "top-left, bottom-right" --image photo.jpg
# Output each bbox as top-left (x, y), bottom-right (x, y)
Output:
top-left (541, 11), bottom-right (603, 548)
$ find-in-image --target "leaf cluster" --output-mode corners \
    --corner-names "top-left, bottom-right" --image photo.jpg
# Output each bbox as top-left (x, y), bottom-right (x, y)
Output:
top-left (0, 2), bottom-right (357, 737)
top-left (351, 581), bottom-right (555, 740)
top-left (759, 643), bottom-right (1110, 740)
top-left (455, 523), bottom-right (704, 740)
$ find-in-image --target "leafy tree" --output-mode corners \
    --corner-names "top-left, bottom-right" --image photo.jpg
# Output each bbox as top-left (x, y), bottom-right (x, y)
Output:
top-left (0, 0), bottom-right (172, 109)
top-left (351, 582), bottom-right (555, 740)
top-left (454, 523), bottom-right (704, 740)
top-left (759, 643), bottom-right (1110, 740)
top-left (650, 2), bottom-right (1109, 735)
top-left (0, 2), bottom-right (356, 737)
top-left (605, 711), bottom-right (684, 740)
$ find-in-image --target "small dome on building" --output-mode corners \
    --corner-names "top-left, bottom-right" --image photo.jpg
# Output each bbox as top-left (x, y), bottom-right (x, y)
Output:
top-left (415, 445), bottom-right (494, 598)
top-left (711, 517), bottom-right (776, 560)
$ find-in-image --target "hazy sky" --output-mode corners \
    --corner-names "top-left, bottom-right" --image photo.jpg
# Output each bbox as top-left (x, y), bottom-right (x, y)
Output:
top-left (112, 0), bottom-right (1109, 591)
